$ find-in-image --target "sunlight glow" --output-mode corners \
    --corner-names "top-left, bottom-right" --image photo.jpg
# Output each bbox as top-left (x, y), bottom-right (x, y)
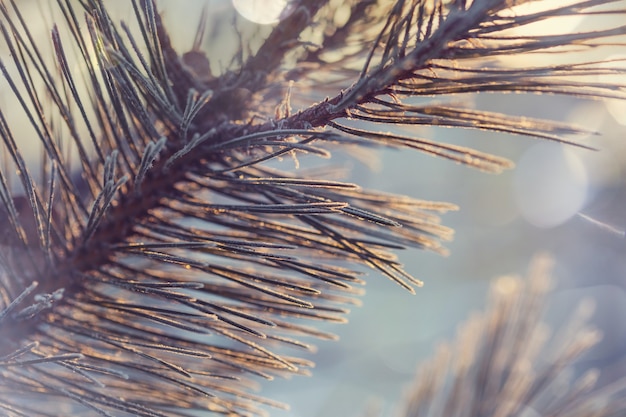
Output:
top-left (514, 143), bottom-right (589, 228)
top-left (232, 0), bottom-right (291, 24)
top-left (601, 54), bottom-right (626, 126)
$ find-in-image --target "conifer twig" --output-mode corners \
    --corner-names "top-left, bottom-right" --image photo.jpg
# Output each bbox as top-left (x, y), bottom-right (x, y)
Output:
top-left (392, 256), bottom-right (626, 417)
top-left (0, 0), bottom-right (625, 415)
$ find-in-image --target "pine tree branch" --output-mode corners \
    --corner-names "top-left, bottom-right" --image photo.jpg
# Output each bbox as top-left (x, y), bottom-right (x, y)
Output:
top-left (0, 0), bottom-right (624, 415)
top-left (391, 256), bottom-right (626, 417)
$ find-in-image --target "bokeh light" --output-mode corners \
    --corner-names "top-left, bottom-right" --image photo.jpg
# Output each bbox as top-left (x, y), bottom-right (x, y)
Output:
top-left (514, 143), bottom-right (589, 228)
top-left (232, 0), bottom-right (291, 25)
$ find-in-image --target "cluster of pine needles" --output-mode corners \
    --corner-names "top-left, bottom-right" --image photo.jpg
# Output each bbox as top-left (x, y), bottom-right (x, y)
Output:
top-left (0, 0), bottom-right (625, 416)
top-left (384, 256), bottom-right (626, 417)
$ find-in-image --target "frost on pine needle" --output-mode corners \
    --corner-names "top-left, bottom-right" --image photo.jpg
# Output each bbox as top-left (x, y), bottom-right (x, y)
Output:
top-left (0, 0), bottom-right (624, 416)
top-left (393, 256), bottom-right (626, 417)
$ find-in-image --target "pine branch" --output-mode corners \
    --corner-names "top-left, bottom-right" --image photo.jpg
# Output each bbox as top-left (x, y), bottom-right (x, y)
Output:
top-left (391, 256), bottom-right (626, 417)
top-left (0, 0), bottom-right (624, 415)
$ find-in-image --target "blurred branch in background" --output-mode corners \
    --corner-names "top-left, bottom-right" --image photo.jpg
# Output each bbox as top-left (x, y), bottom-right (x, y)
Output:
top-left (390, 255), bottom-right (626, 417)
